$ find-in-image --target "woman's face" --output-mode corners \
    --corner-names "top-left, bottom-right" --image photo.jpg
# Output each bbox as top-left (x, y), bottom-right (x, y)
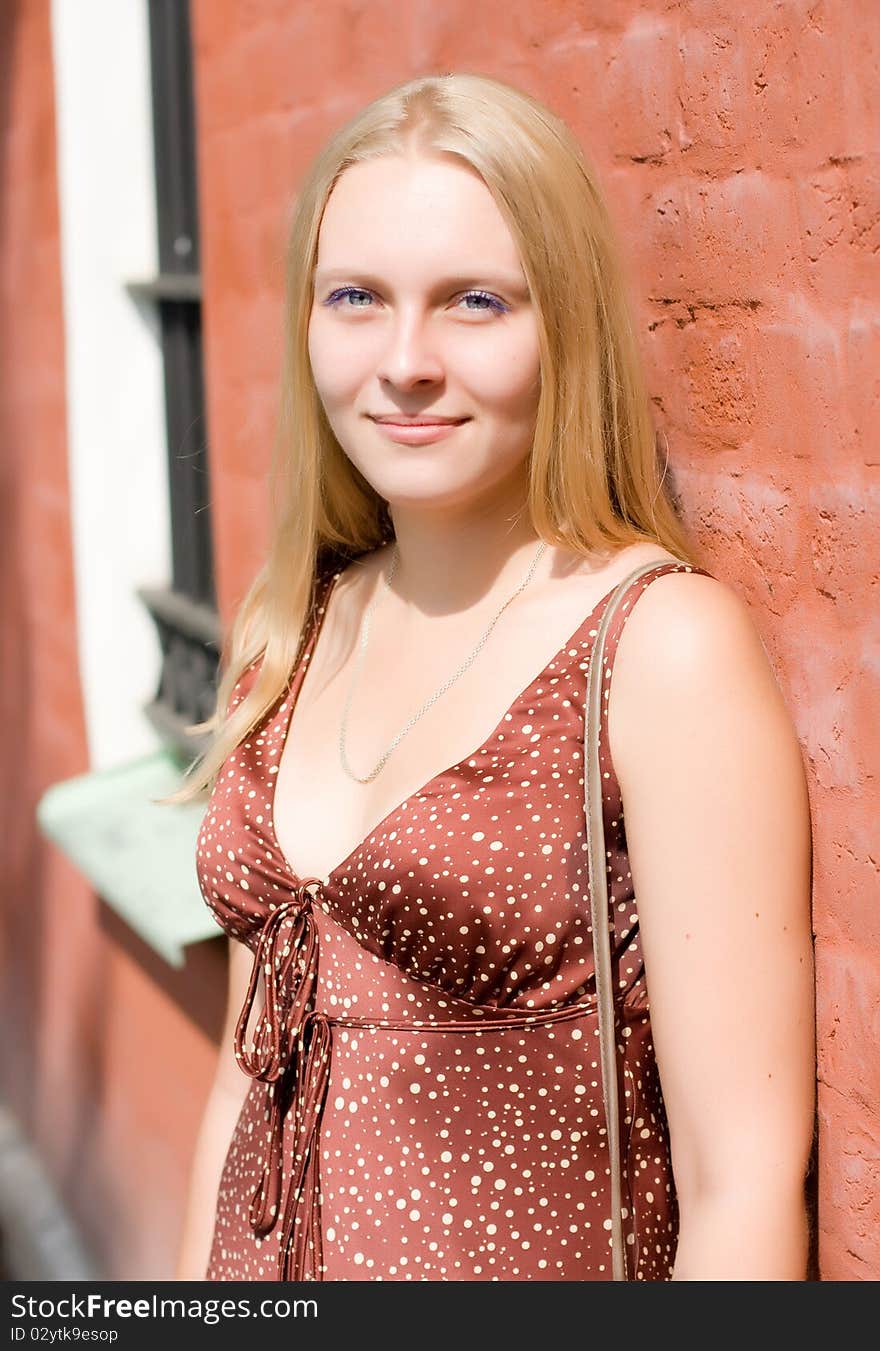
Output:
top-left (307, 153), bottom-right (541, 514)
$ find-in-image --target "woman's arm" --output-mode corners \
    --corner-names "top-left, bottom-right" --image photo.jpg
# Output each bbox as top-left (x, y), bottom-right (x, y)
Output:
top-left (174, 938), bottom-right (255, 1281)
top-left (609, 571), bottom-right (816, 1280)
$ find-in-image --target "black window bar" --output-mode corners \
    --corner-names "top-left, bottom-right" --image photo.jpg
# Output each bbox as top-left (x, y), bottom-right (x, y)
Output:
top-left (130, 0), bottom-right (220, 762)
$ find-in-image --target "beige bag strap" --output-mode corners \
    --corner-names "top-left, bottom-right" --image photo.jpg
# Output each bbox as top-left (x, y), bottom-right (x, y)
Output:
top-left (584, 559), bottom-right (687, 1281)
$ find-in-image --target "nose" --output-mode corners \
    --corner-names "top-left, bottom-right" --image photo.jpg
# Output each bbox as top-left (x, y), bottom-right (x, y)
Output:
top-left (375, 310), bottom-right (444, 389)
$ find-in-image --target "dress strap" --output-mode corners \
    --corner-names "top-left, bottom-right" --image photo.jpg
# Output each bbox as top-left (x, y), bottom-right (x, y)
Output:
top-left (583, 556), bottom-right (715, 1281)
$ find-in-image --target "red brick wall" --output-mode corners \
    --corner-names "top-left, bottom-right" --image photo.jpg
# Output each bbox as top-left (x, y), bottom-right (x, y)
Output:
top-left (191, 0), bottom-right (878, 1280)
top-left (0, 0), bottom-right (225, 1279)
top-left (0, 0), bottom-right (89, 1158)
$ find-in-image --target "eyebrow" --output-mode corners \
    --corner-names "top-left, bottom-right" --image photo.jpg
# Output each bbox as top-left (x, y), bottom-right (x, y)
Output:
top-left (313, 268), bottom-right (531, 298)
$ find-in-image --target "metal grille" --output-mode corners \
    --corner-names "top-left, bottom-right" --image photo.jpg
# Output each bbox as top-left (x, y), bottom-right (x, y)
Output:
top-left (139, 0), bottom-right (219, 757)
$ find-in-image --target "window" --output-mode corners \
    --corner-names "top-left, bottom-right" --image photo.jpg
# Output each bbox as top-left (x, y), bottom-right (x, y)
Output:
top-left (130, 0), bottom-right (219, 759)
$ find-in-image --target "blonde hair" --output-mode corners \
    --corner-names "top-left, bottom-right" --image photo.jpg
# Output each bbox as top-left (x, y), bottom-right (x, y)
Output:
top-left (164, 71), bottom-right (700, 806)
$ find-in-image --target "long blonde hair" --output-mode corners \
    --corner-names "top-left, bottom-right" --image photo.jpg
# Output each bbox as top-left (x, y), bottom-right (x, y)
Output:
top-left (165, 71), bottom-right (700, 806)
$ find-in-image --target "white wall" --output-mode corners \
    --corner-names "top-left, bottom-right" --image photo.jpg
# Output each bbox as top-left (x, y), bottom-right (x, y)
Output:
top-left (50, 0), bottom-right (171, 769)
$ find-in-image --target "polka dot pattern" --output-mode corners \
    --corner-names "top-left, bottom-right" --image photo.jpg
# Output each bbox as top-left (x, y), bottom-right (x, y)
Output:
top-left (197, 558), bottom-right (713, 1281)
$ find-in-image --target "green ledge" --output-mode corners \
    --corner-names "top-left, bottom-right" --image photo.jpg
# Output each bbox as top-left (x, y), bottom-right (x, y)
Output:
top-left (36, 749), bottom-right (221, 968)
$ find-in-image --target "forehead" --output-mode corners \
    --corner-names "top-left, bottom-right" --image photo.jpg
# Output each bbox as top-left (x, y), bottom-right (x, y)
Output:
top-left (315, 154), bottom-right (524, 274)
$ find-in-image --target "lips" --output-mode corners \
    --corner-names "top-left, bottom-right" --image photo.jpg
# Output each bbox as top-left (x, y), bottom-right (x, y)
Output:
top-left (369, 415), bottom-right (469, 425)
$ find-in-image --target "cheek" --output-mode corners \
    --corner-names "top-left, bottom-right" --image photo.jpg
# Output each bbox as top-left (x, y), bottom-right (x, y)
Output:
top-left (307, 314), bottom-right (368, 410)
top-left (309, 326), bottom-right (381, 410)
top-left (456, 330), bottom-right (541, 413)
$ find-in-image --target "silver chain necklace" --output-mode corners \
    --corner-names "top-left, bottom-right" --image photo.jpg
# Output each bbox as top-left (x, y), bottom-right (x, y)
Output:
top-left (339, 538), bottom-right (548, 783)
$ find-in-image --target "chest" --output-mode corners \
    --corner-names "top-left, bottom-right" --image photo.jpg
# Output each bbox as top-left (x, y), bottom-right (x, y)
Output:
top-left (270, 588), bottom-right (600, 885)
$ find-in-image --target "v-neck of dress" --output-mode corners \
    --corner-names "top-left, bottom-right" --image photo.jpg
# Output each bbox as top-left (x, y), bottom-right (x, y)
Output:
top-left (267, 561), bottom-right (637, 892)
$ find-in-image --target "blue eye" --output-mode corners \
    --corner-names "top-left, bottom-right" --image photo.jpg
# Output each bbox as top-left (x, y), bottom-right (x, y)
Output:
top-left (459, 290), bottom-right (509, 315)
top-left (320, 286), bottom-right (509, 315)
top-left (323, 287), bottom-right (372, 308)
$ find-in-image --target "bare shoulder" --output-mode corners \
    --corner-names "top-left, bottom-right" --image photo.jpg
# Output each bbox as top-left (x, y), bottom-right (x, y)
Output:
top-left (616, 558), bottom-right (758, 670)
top-left (613, 560), bottom-right (765, 682)
top-left (329, 543), bottom-right (391, 604)
top-left (606, 562), bottom-right (788, 795)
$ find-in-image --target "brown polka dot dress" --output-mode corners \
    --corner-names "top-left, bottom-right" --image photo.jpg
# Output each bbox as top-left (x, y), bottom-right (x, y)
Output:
top-left (196, 557), bottom-right (714, 1282)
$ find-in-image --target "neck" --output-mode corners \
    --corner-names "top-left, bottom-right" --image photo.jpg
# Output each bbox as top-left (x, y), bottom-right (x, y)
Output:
top-left (385, 481), bottom-right (543, 618)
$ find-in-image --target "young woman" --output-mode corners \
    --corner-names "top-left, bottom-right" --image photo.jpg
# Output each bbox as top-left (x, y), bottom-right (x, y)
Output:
top-left (172, 73), bottom-right (815, 1282)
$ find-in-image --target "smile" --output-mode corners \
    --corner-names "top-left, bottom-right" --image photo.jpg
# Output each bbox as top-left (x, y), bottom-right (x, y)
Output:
top-left (369, 418), bottom-right (469, 444)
